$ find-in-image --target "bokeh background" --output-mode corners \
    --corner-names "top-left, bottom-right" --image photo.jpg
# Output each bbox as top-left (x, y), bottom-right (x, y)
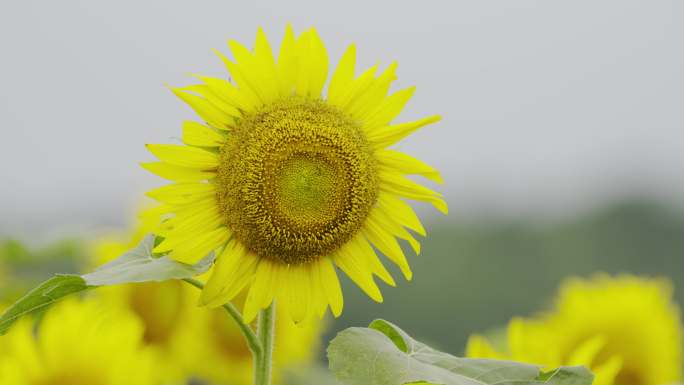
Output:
top-left (1, 0), bottom-right (683, 358)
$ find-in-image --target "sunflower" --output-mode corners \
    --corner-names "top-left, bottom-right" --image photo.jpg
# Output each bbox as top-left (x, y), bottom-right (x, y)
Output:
top-left (143, 26), bottom-right (446, 322)
top-left (466, 275), bottom-right (683, 385)
top-left (175, 293), bottom-right (323, 385)
top-left (0, 297), bottom-right (156, 385)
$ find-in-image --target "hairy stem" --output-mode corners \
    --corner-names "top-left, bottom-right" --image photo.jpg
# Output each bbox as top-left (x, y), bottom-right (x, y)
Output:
top-left (253, 302), bottom-right (276, 385)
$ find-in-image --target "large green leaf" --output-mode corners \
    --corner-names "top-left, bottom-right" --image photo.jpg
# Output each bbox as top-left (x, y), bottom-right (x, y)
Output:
top-left (0, 275), bottom-right (89, 335)
top-left (0, 235), bottom-right (214, 336)
top-left (81, 235), bottom-right (214, 285)
top-left (328, 319), bottom-right (594, 385)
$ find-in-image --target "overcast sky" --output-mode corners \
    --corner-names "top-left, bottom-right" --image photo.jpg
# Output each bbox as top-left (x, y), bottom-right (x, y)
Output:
top-left (1, 0), bottom-right (682, 236)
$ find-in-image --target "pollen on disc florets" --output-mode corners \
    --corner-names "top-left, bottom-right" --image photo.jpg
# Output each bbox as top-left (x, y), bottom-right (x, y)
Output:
top-left (216, 97), bottom-right (378, 265)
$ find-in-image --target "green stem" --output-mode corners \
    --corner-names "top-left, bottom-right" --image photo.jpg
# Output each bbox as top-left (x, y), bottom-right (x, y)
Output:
top-left (253, 302), bottom-right (276, 385)
top-left (181, 278), bottom-right (262, 356)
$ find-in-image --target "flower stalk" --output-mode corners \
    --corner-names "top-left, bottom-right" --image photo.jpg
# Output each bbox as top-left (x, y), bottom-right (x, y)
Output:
top-left (253, 303), bottom-right (276, 385)
top-left (183, 278), bottom-right (276, 385)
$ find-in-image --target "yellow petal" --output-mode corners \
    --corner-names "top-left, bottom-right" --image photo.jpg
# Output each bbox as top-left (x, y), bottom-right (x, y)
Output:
top-left (465, 335), bottom-right (505, 359)
top-left (213, 49), bottom-right (264, 108)
top-left (156, 215), bottom-right (224, 249)
top-left (277, 24), bottom-right (298, 96)
top-left (254, 27), bottom-right (280, 99)
top-left (154, 201), bottom-right (223, 249)
top-left (362, 219), bottom-right (413, 280)
top-left (309, 261), bottom-right (329, 318)
top-left (329, 64), bottom-right (378, 110)
top-left (255, 27), bottom-right (277, 72)
top-left (138, 204), bottom-right (174, 225)
top-left (327, 44), bottom-right (356, 104)
top-left (368, 207), bottom-right (421, 255)
top-left (146, 144), bottom-right (218, 169)
top-left (347, 235), bottom-right (395, 286)
top-left (317, 257), bottom-right (344, 317)
top-left (182, 121), bottom-right (226, 147)
top-left (379, 170), bottom-right (448, 214)
top-left (334, 243), bottom-right (383, 302)
top-left (145, 182), bottom-right (215, 205)
top-left (200, 241), bottom-right (257, 307)
top-left (228, 40), bottom-right (265, 94)
top-left (192, 74), bottom-right (255, 112)
top-left (178, 84), bottom-right (241, 120)
top-left (304, 28), bottom-right (329, 98)
top-left (377, 150), bottom-right (443, 184)
top-left (140, 162), bottom-right (215, 182)
top-left (377, 193), bottom-right (426, 236)
top-left (592, 356), bottom-right (623, 385)
top-left (169, 226), bottom-right (230, 264)
top-left (228, 38), bottom-right (278, 104)
top-left (243, 259), bottom-right (278, 322)
top-left (368, 115), bottom-right (442, 149)
top-left (170, 87), bottom-right (234, 129)
top-left (286, 264), bottom-right (312, 324)
top-left (567, 336), bottom-right (607, 366)
top-left (348, 62), bottom-right (398, 120)
top-left (364, 86), bottom-right (415, 131)
top-left (294, 28), bottom-right (328, 98)
top-left (294, 30), bottom-right (312, 97)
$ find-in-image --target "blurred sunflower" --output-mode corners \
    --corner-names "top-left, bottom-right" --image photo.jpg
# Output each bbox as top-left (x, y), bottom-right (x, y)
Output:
top-left (0, 297), bottom-right (155, 385)
top-left (175, 293), bottom-right (323, 385)
top-left (90, 214), bottom-right (198, 383)
top-left (143, 25), bottom-right (446, 322)
top-left (91, 215), bottom-right (324, 385)
top-left (466, 275), bottom-right (683, 385)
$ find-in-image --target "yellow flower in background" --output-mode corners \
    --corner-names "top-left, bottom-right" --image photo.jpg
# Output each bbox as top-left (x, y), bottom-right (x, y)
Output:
top-left (91, 217), bottom-right (324, 385)
top-left (466, 275), bottom-right (683, 385)
top-left (143, 25), bottom-right (446, 323)
top-left (467, 317), bottom-right (623, 385)
top-left (175, 293), bottom-right (323, 385)
top-left (91, 215), bottom-right (197, 383)
top-left (550, 275), bottom-right (682, 385)
top-left (0, 297), bottom-right (155, 385)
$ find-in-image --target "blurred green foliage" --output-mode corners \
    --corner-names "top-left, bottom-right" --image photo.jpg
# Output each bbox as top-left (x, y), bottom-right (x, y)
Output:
top-left (0, 238), bottom-right (84, 303)
top-left (2, 198), bottom-right (683, 360)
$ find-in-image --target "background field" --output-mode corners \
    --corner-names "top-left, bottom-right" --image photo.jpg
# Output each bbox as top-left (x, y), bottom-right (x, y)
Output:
top-left (3, 198), bottom-right (683, 358)
top-left (1, 0), bottom-right (683, 367)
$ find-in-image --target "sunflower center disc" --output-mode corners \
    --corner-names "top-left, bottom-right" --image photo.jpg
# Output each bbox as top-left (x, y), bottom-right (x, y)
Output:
top-left (216, 98), bottom-right (378, 265)
top-left (276, 156), bottom-right (341, 221)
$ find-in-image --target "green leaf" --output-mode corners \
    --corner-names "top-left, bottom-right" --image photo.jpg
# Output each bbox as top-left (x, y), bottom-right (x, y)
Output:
top-left (327, 319), bottom-right (594, 385)
top-left (81, 235), bottom-right (215, 286)
top-left (0, 235), bottom-right (215, 336)
top-left (0, 275), bottom-right (89, 335)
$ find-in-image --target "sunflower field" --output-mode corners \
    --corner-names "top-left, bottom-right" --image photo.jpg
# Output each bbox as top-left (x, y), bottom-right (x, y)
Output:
top-left (1, 7), bottom-right (683, 385)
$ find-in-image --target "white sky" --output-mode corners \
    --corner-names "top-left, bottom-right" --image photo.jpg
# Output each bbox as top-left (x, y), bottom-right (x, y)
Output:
top-left (1, 0), bottom-right (683, 236)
